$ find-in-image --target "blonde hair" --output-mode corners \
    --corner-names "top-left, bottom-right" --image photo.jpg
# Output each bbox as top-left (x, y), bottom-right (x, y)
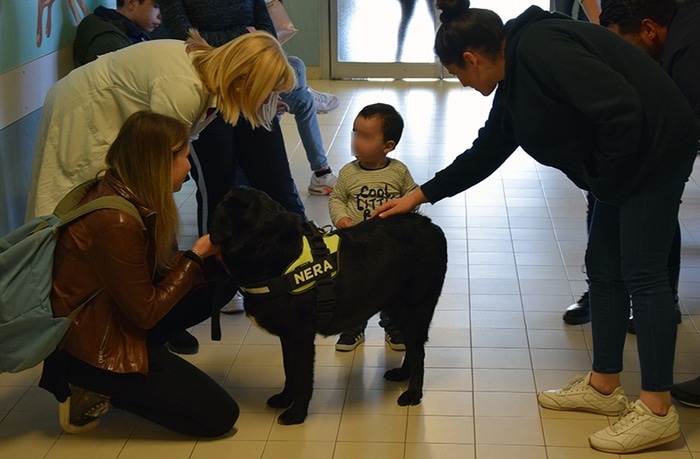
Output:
top-left (105, 111), bottom-right (190, 274)
top-left (186, 29), bottom-right (296, 130)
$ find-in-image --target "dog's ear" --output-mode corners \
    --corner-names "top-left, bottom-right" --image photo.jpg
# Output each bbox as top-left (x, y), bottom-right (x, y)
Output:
top-left (210, 186), bottom-right (303, 270)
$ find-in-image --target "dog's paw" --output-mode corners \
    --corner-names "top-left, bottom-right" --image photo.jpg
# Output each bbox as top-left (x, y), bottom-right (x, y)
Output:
top-left (277, 408), bottom-right (307, 425)
top-left (384, 367), bottom-right (410, 382)
top-left (267, 392), bottom-right (294, 408)
top-left (397, 390), bottom-right (422, 406)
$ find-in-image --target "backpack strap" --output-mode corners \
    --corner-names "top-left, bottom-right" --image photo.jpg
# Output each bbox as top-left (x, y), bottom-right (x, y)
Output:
top-left (52, 178), bottom-right (144, 230)
top-left (57, 196), bottom-right (144, 230)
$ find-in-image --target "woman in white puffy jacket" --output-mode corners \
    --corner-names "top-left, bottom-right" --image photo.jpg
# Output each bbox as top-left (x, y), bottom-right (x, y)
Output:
top-left (26, 29), bottom-right (295, 219)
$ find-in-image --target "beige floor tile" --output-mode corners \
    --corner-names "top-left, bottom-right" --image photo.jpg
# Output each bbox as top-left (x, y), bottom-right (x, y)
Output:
top-left (408, 391), bottom-right (473, 417)
top-left (406, 414), bottom-right (474, 444)
top-left (541, 418), bottom-right (611, 448)
top-left (0, 410), bottom-right (62, 459)
top-left (475, 417), bottom-right (544, 446)
top-left (476, 445), bottom-right (547, 459)
top-left (405, 443), bottom-right (476, 459)
top-left (342, 389), bottom-right (408, 416)
top-left (262, 441), bottom-right (336, 459)
top-left (268, 413), bottom-right (341, 442)
top-left (337, 414), bottom-right (407, 442)
top-left (545, 446), bottom-right (618, 458)
top-left (189, 440), bottom-right (266, 459)
top-left (332, 442), bottom-right (405, 459)
top-left (424, 347), bottom-right (472, 368)
top-left (471, 348), bottom-right (532, 369)
top-left (471, 328), bottom-right (528, 348)
top-left (473, 392), bottom-right (540, 418)
top-left (473, 368), bottom-right (535, 392)
top-left (227, 412), bottom-right (275, 442)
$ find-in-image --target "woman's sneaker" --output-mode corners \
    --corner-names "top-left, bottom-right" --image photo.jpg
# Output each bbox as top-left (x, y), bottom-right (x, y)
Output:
top-left (59, 383), bottom-right (110, 434)
top-left (537, 372), bottom-right (628, 415)
top-left (589, 400), bottom-right (681, 453)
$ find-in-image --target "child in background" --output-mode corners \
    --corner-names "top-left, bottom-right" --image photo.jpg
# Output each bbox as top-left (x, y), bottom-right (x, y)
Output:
top-left (329, 103), bottom-right (418, 351)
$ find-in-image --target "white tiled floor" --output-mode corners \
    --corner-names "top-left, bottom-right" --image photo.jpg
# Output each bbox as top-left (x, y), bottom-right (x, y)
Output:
top-left (3, 79), bottom-right (700, 458)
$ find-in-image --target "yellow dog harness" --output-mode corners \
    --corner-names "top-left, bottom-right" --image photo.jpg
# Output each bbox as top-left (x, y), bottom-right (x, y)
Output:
top-left (239, 233), bottom-right (340, 296)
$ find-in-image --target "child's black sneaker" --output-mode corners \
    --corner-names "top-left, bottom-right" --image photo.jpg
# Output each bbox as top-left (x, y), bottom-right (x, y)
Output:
top-left (385, 330), bottom-right (405, 351)
top-left (335, 332), bottom-right (365, 352)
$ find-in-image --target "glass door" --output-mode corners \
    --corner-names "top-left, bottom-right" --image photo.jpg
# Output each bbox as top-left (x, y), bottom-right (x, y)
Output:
top-left (329, 0), bottom-right (552, 80)
top-left (330, 0), bottom-right (441, 79)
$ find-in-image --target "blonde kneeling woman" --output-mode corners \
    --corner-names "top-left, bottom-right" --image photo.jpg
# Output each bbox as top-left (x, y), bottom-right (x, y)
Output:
top-left (27, 29), bottom-right (295, 219)
top-left (39, 111), bottom-right (239, 437)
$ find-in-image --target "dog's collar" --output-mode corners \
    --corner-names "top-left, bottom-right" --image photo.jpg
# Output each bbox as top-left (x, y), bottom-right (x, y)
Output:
top-left (239, 233), bottom-right (340, 296)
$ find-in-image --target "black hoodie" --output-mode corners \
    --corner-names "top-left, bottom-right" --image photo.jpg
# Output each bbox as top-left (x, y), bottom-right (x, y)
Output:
top-left (421, 6), bottom-right (699, 206)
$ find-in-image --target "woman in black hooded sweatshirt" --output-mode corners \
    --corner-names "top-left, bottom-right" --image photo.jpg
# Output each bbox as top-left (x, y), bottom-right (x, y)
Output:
top-left (375, 0), bottom-right (699, 454)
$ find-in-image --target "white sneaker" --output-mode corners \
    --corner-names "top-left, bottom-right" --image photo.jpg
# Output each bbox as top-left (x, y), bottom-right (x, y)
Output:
top-left (308, 171), bottom-right (338, 195)
top-left (589, 400), bottom-right (681, 454)
top-left (308, 88), bottom-right (339, 113)
top-left (537, 372), bottom-right (628, 415)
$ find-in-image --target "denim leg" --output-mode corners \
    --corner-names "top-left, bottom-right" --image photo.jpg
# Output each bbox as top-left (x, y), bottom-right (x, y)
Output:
top-left (281, 56), bottom-right (328, 171)
top-left (620, 180), bottom-right (685, 391)
top-left (587, 179), bottom-right (685, 392)
top-left (586, 199), bottom-right (630, 376)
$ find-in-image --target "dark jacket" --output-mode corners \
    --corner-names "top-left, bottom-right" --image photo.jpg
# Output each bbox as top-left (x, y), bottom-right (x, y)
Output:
top-left (73, 6), bottom-right (150, 67)
top-left (160, 0), bottom-right (275, 46)
top-left (421, 6), bottom-right (700, 206)
top-left (662, 0), bottom-right (700, 119)
top-left (51, 171), bottom-right (205, 374)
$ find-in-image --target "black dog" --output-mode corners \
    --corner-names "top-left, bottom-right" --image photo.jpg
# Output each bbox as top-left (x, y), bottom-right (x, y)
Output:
top-left (210, 187), bottom-right (447, 425)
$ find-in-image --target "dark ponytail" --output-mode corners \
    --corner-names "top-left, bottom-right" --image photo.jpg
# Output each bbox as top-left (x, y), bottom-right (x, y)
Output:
top-left (435, 0), bottom-right (505, 66)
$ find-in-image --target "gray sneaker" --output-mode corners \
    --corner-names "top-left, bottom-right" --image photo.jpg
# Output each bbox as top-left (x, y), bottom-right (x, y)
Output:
top-left (537, 372), bottom-right (628, 416)
top-left (589, 400), bottom-right (681, 453)
top-left (308, 88), bottom-right (339, 113)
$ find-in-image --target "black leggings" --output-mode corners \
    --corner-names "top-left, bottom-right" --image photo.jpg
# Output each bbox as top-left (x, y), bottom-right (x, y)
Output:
top-left (190, 115), bottom-right (306, 235)
top-left (40, 288), bottom-right (239, 437)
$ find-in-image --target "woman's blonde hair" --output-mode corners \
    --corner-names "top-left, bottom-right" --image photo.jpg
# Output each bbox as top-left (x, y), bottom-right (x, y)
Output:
top-left (105, 111), bottom-right (189, 274)
top-left (186, 29), bottom-right (296, 130)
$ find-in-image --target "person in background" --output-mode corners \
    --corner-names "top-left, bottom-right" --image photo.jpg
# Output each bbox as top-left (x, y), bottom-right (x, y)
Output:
top-left (600, 0), bottom-right (700, 408)
top-left (39, 111), bottom-right (239, 437)
top-left (330, 103), bottom-right (417, 352)
top-left (564, 0), bottom-right (699, 329)
top-left (73, 0), bottom-right (161, 67)
top-left (375, 0), bottom-right (699, 453)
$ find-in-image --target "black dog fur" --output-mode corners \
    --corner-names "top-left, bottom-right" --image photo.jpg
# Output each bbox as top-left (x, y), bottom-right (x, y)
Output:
top-left (210, 187), bottom-right (447, 425)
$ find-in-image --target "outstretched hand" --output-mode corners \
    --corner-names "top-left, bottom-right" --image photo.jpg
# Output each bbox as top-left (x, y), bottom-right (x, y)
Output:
top-left (192, 234), bottom-right (221, 259)
top-left (372, 188), bottom-right (429, 219)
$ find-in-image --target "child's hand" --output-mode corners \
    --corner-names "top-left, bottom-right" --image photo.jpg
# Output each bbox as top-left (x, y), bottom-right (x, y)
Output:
top-left (335, 218), bottom-right (353, 229)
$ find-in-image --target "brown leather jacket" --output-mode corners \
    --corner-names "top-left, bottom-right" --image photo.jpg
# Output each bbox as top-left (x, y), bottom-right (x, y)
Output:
top-left (51, 171), bottom-right (206, 374)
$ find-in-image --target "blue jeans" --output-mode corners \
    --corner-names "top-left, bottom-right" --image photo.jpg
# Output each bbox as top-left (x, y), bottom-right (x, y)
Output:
top-left (281, 56), bottom-right (329, 172)
top-left (585, 179), bottom-right (687, 392)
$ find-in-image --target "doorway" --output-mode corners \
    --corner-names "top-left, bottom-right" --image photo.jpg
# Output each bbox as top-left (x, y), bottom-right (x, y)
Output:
top-left (329, 0), bottom-right (552, 79)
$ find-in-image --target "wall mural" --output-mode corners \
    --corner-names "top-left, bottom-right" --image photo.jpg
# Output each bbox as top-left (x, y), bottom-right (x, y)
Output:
top-left (0, 0), bottom-right (106, 73)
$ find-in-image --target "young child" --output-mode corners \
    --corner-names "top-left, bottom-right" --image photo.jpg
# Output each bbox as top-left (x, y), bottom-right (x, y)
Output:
top-left (329, 103), bottom-right (418, 352)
